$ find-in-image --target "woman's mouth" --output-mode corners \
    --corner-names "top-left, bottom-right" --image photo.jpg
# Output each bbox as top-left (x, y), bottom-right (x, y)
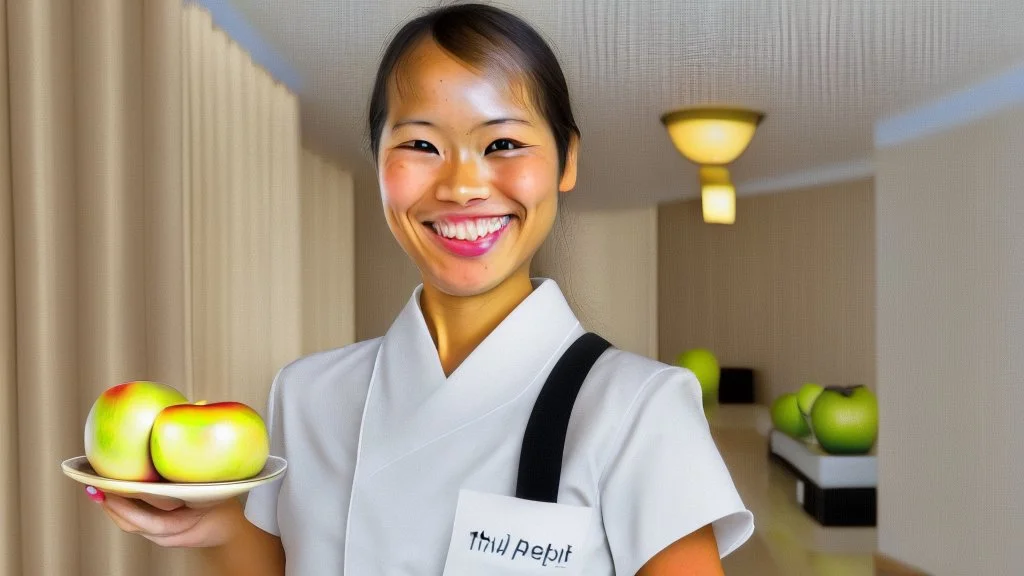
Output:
top-left (426, 215), bottom-right (512, 258)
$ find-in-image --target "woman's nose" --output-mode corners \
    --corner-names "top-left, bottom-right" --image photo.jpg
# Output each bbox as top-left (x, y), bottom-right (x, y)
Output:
top-left (436, 152), bottom-right (489, 205)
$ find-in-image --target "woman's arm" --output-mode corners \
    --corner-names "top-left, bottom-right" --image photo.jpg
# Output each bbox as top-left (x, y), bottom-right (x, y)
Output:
top-left (200, 499), bottom-right (285, 575)
top-left (635, 524), bottom-right (725, 576)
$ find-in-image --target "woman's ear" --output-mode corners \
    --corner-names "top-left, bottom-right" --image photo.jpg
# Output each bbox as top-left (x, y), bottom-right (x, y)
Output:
top-left (558, 135), bottom-right (580, 193)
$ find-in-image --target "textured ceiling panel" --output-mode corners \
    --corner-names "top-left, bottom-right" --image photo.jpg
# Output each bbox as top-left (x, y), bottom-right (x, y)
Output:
top-left (227, 0), bottom-right (1024, 209)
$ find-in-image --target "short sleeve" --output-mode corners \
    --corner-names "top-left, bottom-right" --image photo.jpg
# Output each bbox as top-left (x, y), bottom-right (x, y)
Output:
top-left (243, 367), bottom-right (285, 536)
top-left (599, 367), bottom-right (754, 575)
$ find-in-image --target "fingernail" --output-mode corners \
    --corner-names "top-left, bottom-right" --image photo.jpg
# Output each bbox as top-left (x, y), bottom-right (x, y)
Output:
top-left (85, 486), bottom-right (105, 503)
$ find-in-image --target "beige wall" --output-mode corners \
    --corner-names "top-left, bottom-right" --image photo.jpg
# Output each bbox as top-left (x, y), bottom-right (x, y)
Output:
top-left (533, 204), bottom-right (659, 358)
top-left (354, 183), bottom-right (659, 359)
top-left (657, 180), bottom-right (876, 403)
top-left (875, 105), bottom-right (1024, 575)
top-left (354, 173), bottom-right (422, 341)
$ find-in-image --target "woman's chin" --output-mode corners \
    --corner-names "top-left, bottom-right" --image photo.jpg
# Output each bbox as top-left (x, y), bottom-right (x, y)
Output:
top-left (422, 263), bottom-right (520, 298)
top-left (428, 275), bottom-right (503, 298)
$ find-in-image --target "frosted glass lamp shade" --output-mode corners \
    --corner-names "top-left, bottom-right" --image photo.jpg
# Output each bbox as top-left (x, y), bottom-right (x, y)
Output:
top-left (661, 108), bottom-right (764, 165)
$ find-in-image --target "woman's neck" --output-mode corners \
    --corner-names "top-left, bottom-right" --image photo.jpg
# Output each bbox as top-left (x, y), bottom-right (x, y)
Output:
top-left (420, 268), bottom-right (535, 377)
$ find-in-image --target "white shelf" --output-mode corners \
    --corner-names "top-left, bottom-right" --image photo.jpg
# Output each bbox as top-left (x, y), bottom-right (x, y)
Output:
top-left (769, 430), bottom-right (877, 489)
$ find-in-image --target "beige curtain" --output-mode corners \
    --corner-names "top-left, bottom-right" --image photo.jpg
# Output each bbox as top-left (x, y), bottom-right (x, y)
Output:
top-left (300, 150), bottom-right (356, 356)
top-left (182, 4), bottom-right (305, 416)
top-left (1, 1), bottom-right (355, 575)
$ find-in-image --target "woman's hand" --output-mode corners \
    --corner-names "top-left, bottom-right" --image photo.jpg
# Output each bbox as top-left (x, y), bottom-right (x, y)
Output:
top-left (85, 485), bottom-right (244, 548)
top-left (85, 485), bottom-right (285, 575)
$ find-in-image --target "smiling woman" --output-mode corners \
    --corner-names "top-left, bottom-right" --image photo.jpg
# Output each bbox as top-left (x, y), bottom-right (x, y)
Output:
top-left (285, 4), bottom-right (752, 574)
top-left (242, 4), bottom-right (753, 575)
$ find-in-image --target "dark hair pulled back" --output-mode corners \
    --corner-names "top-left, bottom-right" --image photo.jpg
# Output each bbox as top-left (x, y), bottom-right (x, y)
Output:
top-left (367, 2), bottom-right (580, 175)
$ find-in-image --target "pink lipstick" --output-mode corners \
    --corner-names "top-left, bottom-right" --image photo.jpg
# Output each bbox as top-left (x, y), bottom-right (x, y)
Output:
top-left (428, 215), bottom-right (512, 258)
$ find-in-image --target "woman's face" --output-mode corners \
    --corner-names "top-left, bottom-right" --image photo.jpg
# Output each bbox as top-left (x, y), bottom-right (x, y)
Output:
top-left (377, 39), bottom-right (577, 298)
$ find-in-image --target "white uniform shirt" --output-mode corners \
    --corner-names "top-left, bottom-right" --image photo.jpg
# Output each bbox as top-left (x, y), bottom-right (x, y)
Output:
top-left (244, 278), bottom-right (754, 575)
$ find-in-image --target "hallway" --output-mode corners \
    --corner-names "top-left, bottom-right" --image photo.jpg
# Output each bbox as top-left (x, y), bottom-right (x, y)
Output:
top-left (710, 406), bottom-right (877, 576)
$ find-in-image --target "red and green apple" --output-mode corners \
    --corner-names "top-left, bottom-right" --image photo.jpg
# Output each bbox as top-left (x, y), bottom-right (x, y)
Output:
top-left (84, 381), bottom-right (189, 481)
top-left (150, 401), bottom-right (269, 483)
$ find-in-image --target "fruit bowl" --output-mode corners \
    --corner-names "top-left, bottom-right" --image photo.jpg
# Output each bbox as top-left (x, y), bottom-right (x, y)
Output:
top-left (61, 455), bottom-right (287, 509)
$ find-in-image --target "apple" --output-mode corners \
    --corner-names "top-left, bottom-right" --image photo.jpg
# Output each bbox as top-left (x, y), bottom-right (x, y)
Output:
top-left (84, 381), bottom-right (189, 481)
top-left (809, 385), bottom-right (878, 455)
top-left (770, 393), bottom-right (811, 439)
top-left (676, 348), bottom-right (720, 402)
top-left (797, 382), bottom-right (824, 415)
top-left (150, 401), bottom-right (269, 483)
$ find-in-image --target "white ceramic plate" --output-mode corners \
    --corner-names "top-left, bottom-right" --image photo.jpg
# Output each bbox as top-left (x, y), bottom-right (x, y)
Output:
top-left (61, 455), bottom-right (287, 508)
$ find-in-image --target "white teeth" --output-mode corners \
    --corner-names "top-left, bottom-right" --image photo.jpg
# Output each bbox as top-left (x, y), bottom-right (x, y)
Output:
top-left (431, 216), bottom-right (511, 240)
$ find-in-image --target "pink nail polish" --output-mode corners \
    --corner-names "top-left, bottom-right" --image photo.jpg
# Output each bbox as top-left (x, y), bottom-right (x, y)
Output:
top-left (85, 485), bottom-right (105, 503)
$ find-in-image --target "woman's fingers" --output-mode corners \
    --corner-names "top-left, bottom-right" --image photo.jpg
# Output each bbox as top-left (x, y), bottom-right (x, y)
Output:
top-left (85, 486), bottom-right (243, 548)
top-left (100, 503), bottom-right (143, 534)
top-left (101, 505), bottom-right (193, 547)
top-left (100, 492), bottom-right (208, 538)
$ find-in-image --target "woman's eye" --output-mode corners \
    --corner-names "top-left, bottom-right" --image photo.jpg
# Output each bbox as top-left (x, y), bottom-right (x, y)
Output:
top-left (485, 139), bottom-right (521, 154)
top-left (402, 140), bottom-right (438, 154)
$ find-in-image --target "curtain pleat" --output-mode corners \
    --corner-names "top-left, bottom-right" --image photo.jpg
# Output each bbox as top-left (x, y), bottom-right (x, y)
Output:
top-left (226, 39), bottom-right (244, 405)
top-left (73, 0), bottom-right (151, 572)
top-left (144, 0), bottom-right (189, 419)
top-left (189, 5), bottom-right (214, 410)
top-left (0, 1), bottom-right (21, 575)
top-left (301, 151), bottom-right (319, 352)
top-left (1, 2), bottom-right (354, 573)
top-left (7, 1), bottom-right (81, 574)
top-left (212, 22), bottom-right (230, 403)
top-left (300, 150), bottom-right (356, 355)
top-left (245, 60), bottom-right (272, 415)
top-left (269, 87), bottom-right (304, 376)
top-left (144, 1), bottom-right (200, 574)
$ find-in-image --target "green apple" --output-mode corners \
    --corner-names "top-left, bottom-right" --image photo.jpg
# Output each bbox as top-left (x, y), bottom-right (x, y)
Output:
top-left (676, 348), bottom-right (720, 401)
top-left (797, 382), bottom-right (824, 415)
top-left (771, 393), bottom-right (811, 438)
top-left (809, 385), bottom-right (878, 455)
top-left (150, 401), bottom-right (269, 483)
top-left (84, 381), bottom-right (189, 481)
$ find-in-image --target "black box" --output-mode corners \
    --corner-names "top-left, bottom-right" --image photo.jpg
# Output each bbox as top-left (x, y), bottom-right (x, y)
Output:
top-left (718, 367), bottom-right (755, 404)
top-left (768, 448), bottom-right (877, 527)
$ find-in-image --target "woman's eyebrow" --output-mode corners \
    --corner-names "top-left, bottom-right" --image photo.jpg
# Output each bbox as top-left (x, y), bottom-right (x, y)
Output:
top-left (391, 117), bottom-right (532, 132)
top-left (392, 119), bottom-right (434, 131)
top-left (480, 118), bottom-right (530, 127)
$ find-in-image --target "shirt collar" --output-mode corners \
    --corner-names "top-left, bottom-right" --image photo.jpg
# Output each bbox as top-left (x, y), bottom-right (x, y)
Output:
top-left (357, 278), bottom-right (583, 477)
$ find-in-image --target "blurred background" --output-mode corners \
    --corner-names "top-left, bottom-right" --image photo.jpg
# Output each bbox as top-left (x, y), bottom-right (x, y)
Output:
top-left (1, 0), bottom-right (1022, 575)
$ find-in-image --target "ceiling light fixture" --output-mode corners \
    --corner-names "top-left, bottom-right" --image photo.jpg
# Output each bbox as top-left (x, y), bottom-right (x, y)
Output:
top-left (661, 107), bottom-right (764, 224)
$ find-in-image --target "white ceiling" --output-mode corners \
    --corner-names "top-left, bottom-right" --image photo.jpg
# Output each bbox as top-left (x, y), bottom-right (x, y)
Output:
top-left (226, 0), bottom-right (1024, 210)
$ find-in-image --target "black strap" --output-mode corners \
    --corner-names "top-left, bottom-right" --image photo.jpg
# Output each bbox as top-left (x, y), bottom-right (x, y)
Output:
top-left (515, 332), bottom-right (612, 503)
